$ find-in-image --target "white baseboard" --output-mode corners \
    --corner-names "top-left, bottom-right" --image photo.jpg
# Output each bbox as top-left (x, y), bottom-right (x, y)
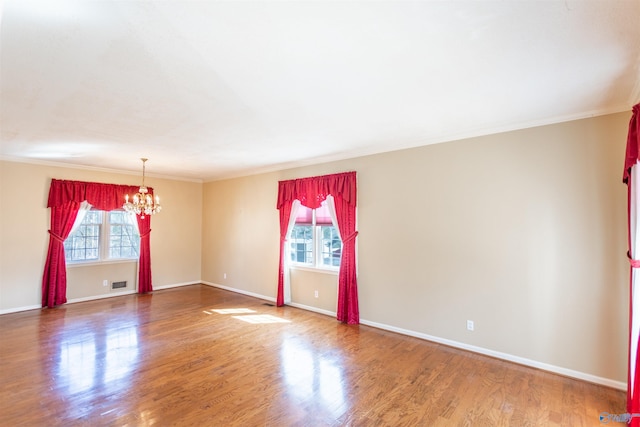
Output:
top-left (67, 290), bottom-right (137, 304)
top-left (0, 281), bottom-right (201, 315)
top-left (359, 318), bottom-right (627, 391)
top-left (202, 282), bottom-right (337, 318)
top-left (287, 302), bottom-right (337, 318)
top-left (201, 281), bottom-right (277, 303)
top-left (0, 304), bottom-right (41, 315)
top-left (63, 280), bottom-right (201, 304)
top-left (153, 281), bottom-right (201, 290)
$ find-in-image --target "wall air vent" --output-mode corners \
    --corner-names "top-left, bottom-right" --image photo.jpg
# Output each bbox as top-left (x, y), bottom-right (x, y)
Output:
top-left (111, 281), bottom-right (127, 289)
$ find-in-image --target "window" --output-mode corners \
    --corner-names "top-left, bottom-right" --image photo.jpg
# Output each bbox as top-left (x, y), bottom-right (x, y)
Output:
top-left (290, 201), bottom-right (342, 269)
top-left (64, 210), bottom-right (140, 263)
top-left (65, 210), bottom-right (102, 262)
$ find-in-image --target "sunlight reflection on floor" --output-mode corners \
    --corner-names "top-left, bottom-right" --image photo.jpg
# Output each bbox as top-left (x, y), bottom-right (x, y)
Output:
top-left (232, 314), bottom-right (291, 324)
top-left (209, 308), bottom-right (256, 314)
top-left (280, 337), bottom-right (347, 419)
top-left (57, 325), bottom-right (139, 395)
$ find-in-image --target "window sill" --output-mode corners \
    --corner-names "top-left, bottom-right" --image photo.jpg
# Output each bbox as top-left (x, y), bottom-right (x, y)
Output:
top-left (66, 259), bottom-right (138, 268)
top-left (290, 265), bottom-right (339, 275)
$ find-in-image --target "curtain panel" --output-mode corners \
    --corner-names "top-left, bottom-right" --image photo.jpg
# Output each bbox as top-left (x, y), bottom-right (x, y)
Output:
top-left (624, 102), bottom-right (640, 425)
top-left (41, 203), bottom-right (81, 307)
top-left (136, 214), bottom-right (153, 293)
top-left (42, 179), bottom-right (155, 307)
top-left (276, 171), bottom-right (359, 324)
top-left (276, 200), bottom-right (297, 307)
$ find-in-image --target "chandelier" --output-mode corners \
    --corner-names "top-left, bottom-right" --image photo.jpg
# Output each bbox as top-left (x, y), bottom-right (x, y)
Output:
top-left (123, 158), bottom-right (162, 218)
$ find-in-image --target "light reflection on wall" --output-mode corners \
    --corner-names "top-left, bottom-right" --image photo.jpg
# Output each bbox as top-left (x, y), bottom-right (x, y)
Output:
top-left (280, 338), bottom-right (346, 416)
top-left (57, 325), bottom-right (139, 394)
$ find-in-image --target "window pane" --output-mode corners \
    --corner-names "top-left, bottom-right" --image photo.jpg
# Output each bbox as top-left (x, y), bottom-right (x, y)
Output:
top-left (290, 225), bottom-right (313, 264)
top-left (320, 226), bottom-right (342, 267)
top-left (86, 248), bottom-right (99, 259)
top-left (85, 211), bottom-right (102, 224)
top-left (64, 219), bottom-right (100, 262)
top-left (108, 211), bottom-right (140, 259)
top-left (109, 211), bottom-right (124, 223)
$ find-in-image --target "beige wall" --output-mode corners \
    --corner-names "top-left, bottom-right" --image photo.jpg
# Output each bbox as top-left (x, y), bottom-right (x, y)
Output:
top-left (290, 268), bottom-right (338, 312)
top-left (67, 261), bottom-right (137, 299)
top-left (0, 111), bottom-right (630, 385)
top-left (0, 161), bottom-right (202, 310)
top-left (201, 112), bottom-right (629, 384)
top-left (201, 173), bottom-right (281, 296)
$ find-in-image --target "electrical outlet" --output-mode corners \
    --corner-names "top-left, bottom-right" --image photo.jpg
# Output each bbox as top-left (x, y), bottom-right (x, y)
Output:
top-left (103, 280), bottom-right (108, 287)
top-left (224, 273), bottom-right (227, 279)
top-left (314, 290), bottom-right (319, 298)
top-left (467, 320), bottom-right (474, 331)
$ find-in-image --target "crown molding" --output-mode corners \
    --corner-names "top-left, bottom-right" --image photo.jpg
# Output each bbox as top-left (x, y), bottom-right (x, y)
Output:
top-left (0, 155), bottom-right (203, 183)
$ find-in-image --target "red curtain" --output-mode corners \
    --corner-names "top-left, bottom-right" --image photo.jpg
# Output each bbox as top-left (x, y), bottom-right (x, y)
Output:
top-left (624, 102), bottom-right (640, 425)
top-left (136, 214), bottom-right (153, 293)
top-left (41, 202), bottom-right (81, 307)
top-left (276, 171), bottom-right (359, 324)
top-left (42, 179), bottom-right (155, 307)
top-left (333, 192), bottom-right (359, 324)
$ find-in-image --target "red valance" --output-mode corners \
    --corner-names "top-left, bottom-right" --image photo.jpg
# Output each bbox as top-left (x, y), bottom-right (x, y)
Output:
top-left (47, 179), bottom-right (154, 210)
top-left (277, 171), bottom-right (357, 210)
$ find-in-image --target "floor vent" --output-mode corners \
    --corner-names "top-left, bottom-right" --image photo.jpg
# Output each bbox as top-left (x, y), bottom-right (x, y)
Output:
top-left (262, 303), bottom-right (275, 307)
top-left (111, 281), bottom-right (127, 289)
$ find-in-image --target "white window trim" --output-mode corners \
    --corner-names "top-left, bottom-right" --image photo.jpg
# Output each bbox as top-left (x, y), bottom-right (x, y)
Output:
top-left (290, 227), bottom-right (340, 271)
top-left (66, 259), bottom-right (138, 268)
top-left (289, 264), bottom-right (339, 275)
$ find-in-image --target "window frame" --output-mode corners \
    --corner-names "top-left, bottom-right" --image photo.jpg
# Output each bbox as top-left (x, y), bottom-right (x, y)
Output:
top-left (65, 209), bottom-right (140, 266)
top-left (289, 204), bottom-right (342, 272)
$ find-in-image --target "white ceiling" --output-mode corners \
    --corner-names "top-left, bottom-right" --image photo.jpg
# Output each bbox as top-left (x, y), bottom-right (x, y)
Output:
top-left (1, 1), bottom-right (639, 182)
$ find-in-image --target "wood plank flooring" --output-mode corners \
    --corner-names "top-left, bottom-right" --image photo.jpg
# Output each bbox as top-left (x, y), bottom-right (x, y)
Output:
top-left (0, 285), bottom-right (625, 426)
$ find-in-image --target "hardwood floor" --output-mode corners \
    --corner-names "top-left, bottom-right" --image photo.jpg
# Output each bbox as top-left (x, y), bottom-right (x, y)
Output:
top-left (0, 285), bottom-right (624, 426)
